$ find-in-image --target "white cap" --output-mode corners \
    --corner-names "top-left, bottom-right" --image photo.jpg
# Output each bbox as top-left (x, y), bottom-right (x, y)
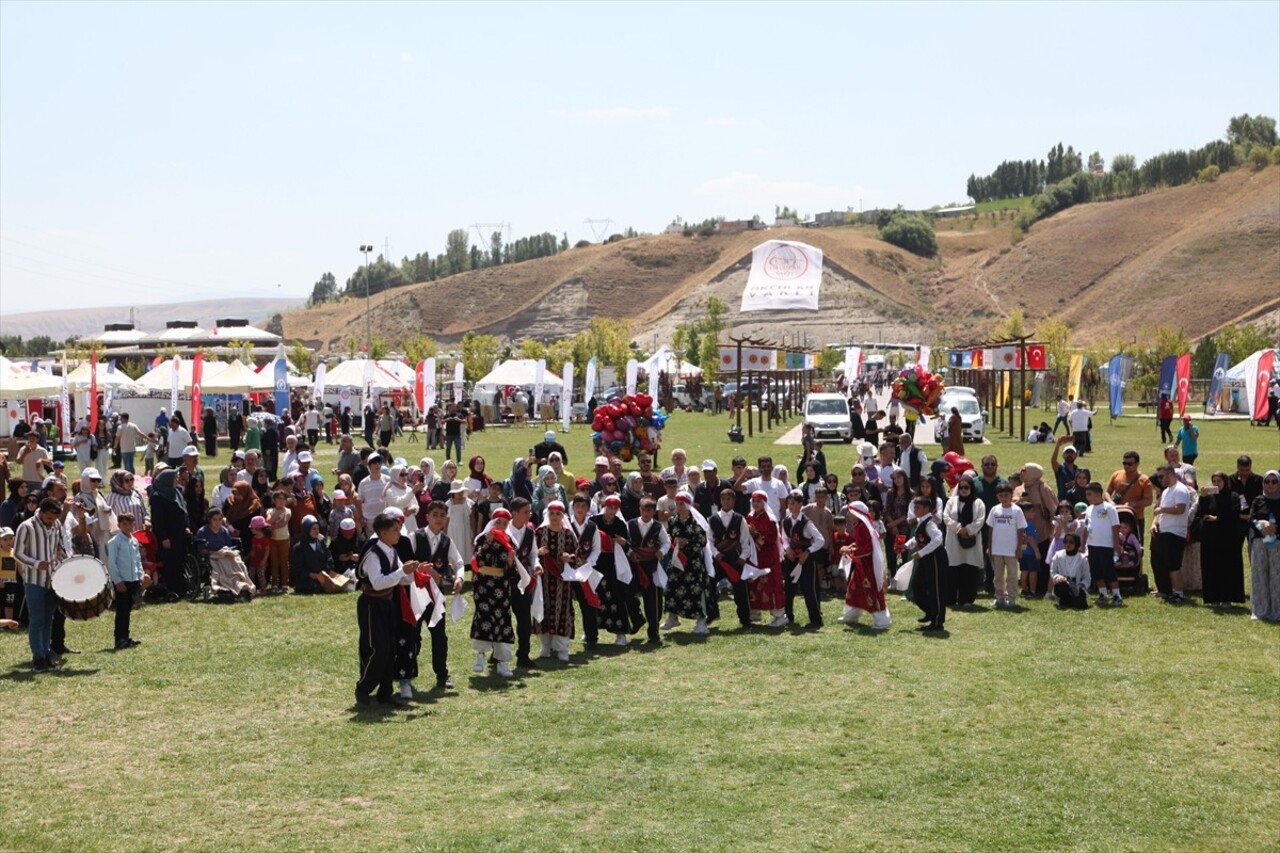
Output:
top-left (595, 456), bottom-right (610, 467)
top-left (701, 459), bottom-right (717, 471)
top-left (233, 450), bottom-right (246, 460)
top-left (384, 507), bottom-right (405, 519)
top-left (183, 445), bottom-right (199, 457)
top-left (297, 451), bottom-right (312, 463)
top-left (82, 467), bottom-right (101, 480)
top-left (339, 518), bottom-right (356, 531)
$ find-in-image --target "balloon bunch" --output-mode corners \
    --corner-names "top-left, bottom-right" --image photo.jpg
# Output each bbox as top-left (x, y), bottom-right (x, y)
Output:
top-left (891, 367), bottom-right (944, 416)
top-left (941, 451), bottom-right (975, 487)
top-left (591, 393), bottom-right (669, 462)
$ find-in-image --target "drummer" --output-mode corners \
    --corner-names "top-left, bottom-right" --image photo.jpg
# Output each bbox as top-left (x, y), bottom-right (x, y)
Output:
top-left (13, 498), bottom-right (73, 672)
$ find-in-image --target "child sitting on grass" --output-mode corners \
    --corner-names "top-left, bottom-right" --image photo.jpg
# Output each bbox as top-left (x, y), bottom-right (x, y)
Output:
top-left (1049, 532), bottom-right (1090, 609)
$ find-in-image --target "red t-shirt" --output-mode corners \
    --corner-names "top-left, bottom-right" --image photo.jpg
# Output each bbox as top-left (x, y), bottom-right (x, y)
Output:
top-left (1158, 399), bottom-right (1173, 420)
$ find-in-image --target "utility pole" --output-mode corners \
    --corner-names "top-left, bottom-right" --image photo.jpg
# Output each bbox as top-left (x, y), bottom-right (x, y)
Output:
top-left (359, 244), bottom-right (373, 354)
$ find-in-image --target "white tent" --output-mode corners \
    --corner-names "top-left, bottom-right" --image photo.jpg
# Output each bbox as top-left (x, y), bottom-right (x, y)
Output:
top-left (134, 358), bottom-right (228, 391)
top-left (377, 359), bottom-right (417, 383)
top-left (322, 358), bottom-right (412, 391)
top-left (64, 361), bottom-right (137, 390)
top-left (1225, 348), bottom-right (1279, 414)
top-left (0, 368), bottom-right (61, 398)
top-left (473, 359), bottom-right (564, 391)
top-left (200, 360), bottom-right (274, 394)
top-left (641, 346), bottom-right (702, 377)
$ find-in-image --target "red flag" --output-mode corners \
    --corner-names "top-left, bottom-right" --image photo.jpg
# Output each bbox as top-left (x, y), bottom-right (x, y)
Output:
top-left (1175, 354), bottom-right (1191, 417)
top-left (1026, 344), bottom-right (1047, 371)
top-left (414, 359), bottom-right (426, 410)
top-left (89, 350), bottom-right (99, 436)
top-left (1254, 350), bottom-right (1275, 422)
top-left (971, 349), bottom-right (984, 369)
top-left (150, 355), bottom-right (162, 370)
top-left (191, 352), bottom-right (204, 427)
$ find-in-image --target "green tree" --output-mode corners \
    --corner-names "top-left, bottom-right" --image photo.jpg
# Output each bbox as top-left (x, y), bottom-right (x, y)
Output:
top-left (1227, 113), bottom-right (1278, 149)
top-left (879, 214), bottom-right (937, 257)
top-left (308, 271), bottom-right (338, 306)
top-left (490, 231), bottom-right (503, 267)
top-left (403, 334), bottom-right (438, 365)
top-left (289, 340), bottom-right (315, 374)
top-left (1111, 153), bottom-right (1136, 173)
top-left (460, 331), bottom-right (500, 382)
top-left (518, 339), bottom-right (548, 362)
top-left (445, 229), bottom-right (471, 275)
top-left (1034, 314), bottom-right (1073, 381)
top-left (990, 307), bottom-right (1028, 340)
top-left (1211, 323), bottom-right (1274, 364)
top-left (1087, 151), bottom-right (1104, 172)
top-left (817, 346), bottom-right (842, 374)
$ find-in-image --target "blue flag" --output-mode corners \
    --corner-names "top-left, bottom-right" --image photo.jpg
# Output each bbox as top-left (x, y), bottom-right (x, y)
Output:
top-left (1206, 352), bottom-right (1229, 410)
top-left (273, 358), bottom-right (289, 416)
top-left (1157, 356), bottom-right (1176, 403)
top-left (1108, 354), bottom-right (1131, 419)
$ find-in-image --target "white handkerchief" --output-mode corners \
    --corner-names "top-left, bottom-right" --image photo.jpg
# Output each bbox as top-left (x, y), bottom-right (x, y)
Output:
top-left (450, 592), bottom-right (467, 622)
top-left (740, 564), bottom-right (770, 582)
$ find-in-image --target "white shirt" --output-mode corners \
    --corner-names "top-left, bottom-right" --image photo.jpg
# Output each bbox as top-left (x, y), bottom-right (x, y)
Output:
top-left (1057, 399), bottom-right (1069, 417)
top-left (168, 426), bottom-right (191, 454)
top-left (743, 476), bottom-right (790, 518)
top-left (304, 410), bottom-right (321, 430)
top-left (418, 528), bottom-right (464, 575)
top-left (1050, 550), bottom-right (1090, 588)
top-left (784, 511), bottom-right (824, 554)
top-left (282, 451), bottom-right (300, 477)
top-left (1068, 407), bottom-right (1093, 432)
top-left (986, 504), bottom-right (1027, 557)
top-left (659, 466), bottom-right (689, 488)
top-left (631, 517), bottom-right (672, 558)
top-left (358, 473), bottom-right (388, 519)
top-left (361, 540), bottom-right (411, 590)
top-left (1085, 502), bottom-right (1120, 550)
top-left (569, 515), bottom-right (602, 569)
top-left (1157, 480), bottom-right (1193, 537)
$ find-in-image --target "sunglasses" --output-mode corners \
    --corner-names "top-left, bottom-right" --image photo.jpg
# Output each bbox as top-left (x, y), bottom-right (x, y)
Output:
top-left (1265, 478), bottom-right (1279, 484)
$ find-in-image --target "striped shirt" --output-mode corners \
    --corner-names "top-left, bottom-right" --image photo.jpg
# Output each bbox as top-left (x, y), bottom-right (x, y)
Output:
top-left (13, 514), bottom-right (72, 588)
top-left (106, 488), bottom-right (148, 527)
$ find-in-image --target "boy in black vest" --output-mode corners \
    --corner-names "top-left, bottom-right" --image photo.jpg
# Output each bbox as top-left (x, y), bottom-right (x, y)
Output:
top-left (395, 500), bottom-right (464, 694)
top-left (782, 490), bottom-right (825, 629)
top-left (709, 485), bottom-right (753, 629)
top-left (506, 498), bottom-right (538, 668)
top-left (627, 498), bottom-right (672, 644)
top-left (355, 512), bottom-right (420, 708)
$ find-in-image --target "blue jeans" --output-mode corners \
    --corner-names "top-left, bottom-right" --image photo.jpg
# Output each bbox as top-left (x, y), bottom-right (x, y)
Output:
top-left (25, 583), bottom-right (55, 662)
top-left (122, 451), bottom-right (137, 473)
top-left (445, 434), bottom-right (464, 462)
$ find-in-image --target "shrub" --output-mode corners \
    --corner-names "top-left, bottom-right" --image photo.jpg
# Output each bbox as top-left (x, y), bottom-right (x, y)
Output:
top-left (574, 240), bottom-right (592, 249)
top-left (1271, 145), bottom-right (1280, 165)
top-left (1197, 164), bottom-right (1220, 183)
top-left (1249, 146), bottom-right (1270, 170)
top-left (879, 215), bottom-right (937, 257)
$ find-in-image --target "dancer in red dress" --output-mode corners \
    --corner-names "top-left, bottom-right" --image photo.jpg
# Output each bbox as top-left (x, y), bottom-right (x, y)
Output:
top-left (746, 491), bottom-right (786, 627)
top-left (839, 500), bottom-right (891, 630)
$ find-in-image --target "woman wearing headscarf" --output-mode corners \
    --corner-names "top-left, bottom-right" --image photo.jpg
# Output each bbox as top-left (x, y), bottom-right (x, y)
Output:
top-left (287, 471), bottom-right (319, 540)
top-left (884, 469), bottom-right (913, 576)
top-left (1014, 461), bottom-right (1057, 596)
top-left (746, 490), bottom-right (786, 627)
top-left (590, 472), bottom-right (619, 515)
top-left (201, 407), bottom-right (218, 457)
top-left (211, 465), bottom-right (236, 510)
top-left (944, 474), bottom-right (987, 605)
top-left (291, 515), bottom-right (339, 594)
top-left (531, 465), bottom-right (567, 524)
top-left (620, 471), bottom-right (646, 521)
top-left (1197, 471), bottom-right (1248, 606)
top-left (149, 469), bottom-right (190, 600)
top-left (433, 459), bottom-right (460, 502)
top-left (662, 491), bottom-right (712, 634)
top-left (547, 451), bottom-right (574, 492)
top-left (106, 470), bottom-right (148, 529)
top-left (533, 500), bottom-right (578, 661)
top-left (1247, 470), bottom-right (1280, 622)
top-left (418, 457), bottom-right (438, 495)
top-left (464, 455), bottom-right (492, 501)
top-left (799, 463), bottom-right (824, 506)
top-left (504, 457), bottom-right (534, 505)
top-left (772, 464), bottom-right (791, 491)
top-left (382, 464), bottom-right (420, 534)
top-left (223, 481), bottom-right (261, 557)
top-left (251, 467), bottom-right (272, 504)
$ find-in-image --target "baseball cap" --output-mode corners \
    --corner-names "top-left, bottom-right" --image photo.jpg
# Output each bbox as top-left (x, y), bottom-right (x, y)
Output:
top-left (183, 446), bottom-right (199, 457)
top-left (701, 459), bottom-right (717, 471)
top-left (0, 527), bottom-right (14, 538)
top-left (233, 450), bottom-right (246, 460)
top-left (368, 453), bottom-right (383, 464)
top-left (52, 460), bottom-right (65, 468)
top-left (339, 518), bottom-right (357, 531)
top-left (545, 430), bottom-right (556, 441)
top-left (1063, 445), bottom-right (1077, 455)
top-left (297, 451), bottom-right (312, 463)
top-left (594, 456), bottom-right (609, 467)
top-left (82, 467), bottom-right (101, 480)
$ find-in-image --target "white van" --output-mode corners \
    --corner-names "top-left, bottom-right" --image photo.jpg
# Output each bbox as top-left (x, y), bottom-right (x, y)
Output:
top-left (803, 393), bottom-right (853, 443)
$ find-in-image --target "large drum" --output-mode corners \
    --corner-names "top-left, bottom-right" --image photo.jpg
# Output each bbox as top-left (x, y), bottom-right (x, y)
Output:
top-left (52, 556), bottom-right (114, 621)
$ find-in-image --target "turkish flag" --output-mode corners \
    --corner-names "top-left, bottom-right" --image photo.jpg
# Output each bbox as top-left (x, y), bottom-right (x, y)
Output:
top-left (1026, 344), bottom-right (1047, 370)
top-left (414, 359), bottom-right (426, 410)
top-left (191, 353), bottom-right (204, 427)
top-left (1254, 350), bottom-right (1274, 422)
top-left (1174, 354), bottom-right (1191, 416)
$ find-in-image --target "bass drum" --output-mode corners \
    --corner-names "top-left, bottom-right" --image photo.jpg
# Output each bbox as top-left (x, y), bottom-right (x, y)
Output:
top-left (51, 556), bottom-right (114, 621)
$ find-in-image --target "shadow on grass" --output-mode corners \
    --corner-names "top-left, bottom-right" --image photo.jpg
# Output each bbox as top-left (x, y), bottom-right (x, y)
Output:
top-left (916, 627), bottom-right (952, 639)
top-left (953, 603), bottom-right (991, 613)
top-left (1209, 604), bottom-right (1251, 617)
top-left (665, 633), bottom-right (711, 646)
top-left (841, 622), bottom-right (890, 636)
top-left (347, 704), bottom-right (399, 723)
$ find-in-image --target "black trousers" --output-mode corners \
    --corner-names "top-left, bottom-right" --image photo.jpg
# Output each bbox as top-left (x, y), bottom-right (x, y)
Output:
top-left (379, 430), bottom-right (393, 448)
top-left (52, 607), bottom-right (66, 648)
top-left (307, 429), bottom-right (319, 448)
top-left (571, 583), bottom-right (599, 644)
top-left (356, 594), bottom-right (396, 701)
top-left (395, 617), bottom-right (423, 682)
top-left (1054, 580), bottom-right (1090, 609)
top-left (228, 429), bottom-right (241, 451)
top-left (783, 557), bottom-right (823, 627)
top-left (915, 552), bottom-right (950, 628)
top-left (262, 449), bottom-right (279, 482)
top-left (508, 576), bottom-right (533, 661)
top-left (953, 563), bottom-right (981, 605)
top-left (708, 560), bottom-right (750, 627)
top-left (427, 617), bottom-right (448, 680)
top-left (114, 580), bottom-right (140, 642)
top-left (640, 574), bottom-right (663, 641)
top-left (204, 434), bottom-right (217, 457)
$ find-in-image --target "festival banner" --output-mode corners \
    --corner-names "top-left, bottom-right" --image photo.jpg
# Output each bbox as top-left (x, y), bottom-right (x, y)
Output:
top-left (718, 346), bottom-right (777, 371)
top-left (313, 362), bottom-right (327, 404)
top-left (422, 358), bottom-right (436, 413)
top-left (625, 359), bottom-right (638, 397)
top-left (451, 361), bottom-right (463, 404)
top-left (1066, 354), bottom-right (1084, 400)
top-left (584, 357), bottom-right (598, 405)
top-left (103, 360), bottom-right (116, 415)
top-left (89, 350), bottom-right (99, 435)
top-left (1108, 354), bottom-right (1132, 419)
top-left (1174, 353), bottom-right (1191, 416)
top-left (845, 346), bottom-right (862, 376)
top-left (1026, 344), bottom-right (1047, 371)
top-left (739, 240), bottom-right (824, 312)
top-left (1253, 350), bottom-right (1275, 422)
top-left (948, 351), bottom-right (963, 368)
top-left (60, 354), bottom-right (72, 442)
top-left (918, 345), bottom-right (931, 371)
top-left (274, 357), bottom-right (290, 416)
top-left (534, 359), bottom-right (546, 407)
top-left (170, 355), bottom-right (181, 416)
top-left (960, 350), bottom-right (973, 369)
top-left (1206, 352), bottom-right (1229, 414)
top-left (560, 361), bottom-right (573, 433)
top-left (414, 360), bottom-right (427, 411)
top-left (191, 352), bottom-right (203, 428)
top-left (1157, 355), bottom-right (1176, 403)
top-left (971, 349), bottom-right (985, 370)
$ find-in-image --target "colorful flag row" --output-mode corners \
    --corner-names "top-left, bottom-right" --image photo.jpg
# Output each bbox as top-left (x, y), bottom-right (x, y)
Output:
top-left (947, 345), bottom-right (1047, 371)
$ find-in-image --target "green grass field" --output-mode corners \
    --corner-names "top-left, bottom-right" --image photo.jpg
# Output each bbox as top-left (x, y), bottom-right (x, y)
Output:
top-left (3, 405), bottom-right (1278, 852)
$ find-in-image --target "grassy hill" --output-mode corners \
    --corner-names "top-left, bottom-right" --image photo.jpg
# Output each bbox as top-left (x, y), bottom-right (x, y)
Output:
top-left (281, 166), bottom-right (1280, 351)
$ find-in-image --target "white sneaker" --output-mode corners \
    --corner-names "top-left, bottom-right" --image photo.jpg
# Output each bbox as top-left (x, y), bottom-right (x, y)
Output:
top-left (840, 608), bottom-right (860, 625)
top-left (768, 614), bottom-right (789, 628)
top-left (472, 652), bottom-right (486, 673)
top-left (556, 650), bottom-right (570, 663)
top-left (692, 618), bottom-right (709, 635)
top-left (495, 661), bottom-right (514, 678)
top-left (399, 681), bottom-right (413, 699)
top-left (660, 615), bottom-right (680, 630)
top-left (538, 647), bottom-right (552, 659)
top-left (614, 633), bottom-right (629, 647)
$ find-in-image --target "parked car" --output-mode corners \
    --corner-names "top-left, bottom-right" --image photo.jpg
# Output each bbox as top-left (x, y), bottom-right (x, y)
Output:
top-left (933, 390), bottom-right (986, 443)
top-left (803, 392), bottom-right (853, 443)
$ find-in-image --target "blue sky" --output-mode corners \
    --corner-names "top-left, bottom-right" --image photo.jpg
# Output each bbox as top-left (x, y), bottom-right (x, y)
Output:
top-left (2, 0), bottom-right (1277, 318)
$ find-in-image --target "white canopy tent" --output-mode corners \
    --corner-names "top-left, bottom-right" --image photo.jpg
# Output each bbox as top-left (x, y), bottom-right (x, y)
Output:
top-left (0, 368), bottom-right (61, 398)
top-left (134, 358), bottom-right (228, 391)
top-left (64, 361), bottom-right (137, 390)
top-left (201, 359), bottom-right (274, 394)
top-left (1224, 348), bottom-right (1279, 414)
top-left (640, 346), bottom-right (702, 377)
top-left (321, 358), bottom-right (412, 391)
top-left (473, 359), bottom-right (564, 391)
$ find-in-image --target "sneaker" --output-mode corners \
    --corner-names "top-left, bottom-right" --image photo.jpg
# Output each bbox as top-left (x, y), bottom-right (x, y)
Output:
top-left (768, 614), bottom-right (789, 628)
top-left (1168, 592), bottom-right (1186, 605)
top-left (1111, 594), bottom-right (1125, 606)
top-left (495, 661), bottom-right (514, 678)
top-left (692, 618), bottom-right (710, 635)
top-left (472, 652), bottom-right (486, 673)
top-left (660, 615), bottom-right (680, 630)
top-left (556, 650), bottom-right (570, 663)
top-left (399, 681), bottom-right (414, 700)
top-left (1095, 594), bottom-right (1109, 606)
top-left (614, 634), bottom-right (629, 647)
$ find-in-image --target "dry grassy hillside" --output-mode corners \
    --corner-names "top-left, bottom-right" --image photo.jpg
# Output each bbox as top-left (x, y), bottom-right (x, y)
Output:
top-left (281, 166), bottom-right (1280, 352)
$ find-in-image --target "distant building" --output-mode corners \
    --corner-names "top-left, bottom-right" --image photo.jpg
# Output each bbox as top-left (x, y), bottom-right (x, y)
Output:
top-left (814, 209), bottom-right (852, 227)
top-left (664, 217), bottom-right (685, 234)
top-left (719, 218), bottom-right (765, 233)
top-left (79, 318), bottom-right (283, 362)
top-left (933, 205), bottom-right (976, 218)
top-left (773, 216), bottom-right (798, 227)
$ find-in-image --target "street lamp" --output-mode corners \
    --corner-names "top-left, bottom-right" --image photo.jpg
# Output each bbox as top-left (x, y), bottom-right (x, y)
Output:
top-left (359, 244), bottom-right (373, 354)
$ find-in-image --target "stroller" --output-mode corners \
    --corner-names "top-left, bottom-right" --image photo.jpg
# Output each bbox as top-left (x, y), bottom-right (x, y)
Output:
top-left (1113, 505), bottom-right (1149, 594)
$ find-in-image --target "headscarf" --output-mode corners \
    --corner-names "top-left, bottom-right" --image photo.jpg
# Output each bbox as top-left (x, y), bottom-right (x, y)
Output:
top-left (772, 464), bottom-right (789, 485)
top-left (151, 469), bottom-right (187, 515)
top-left (845, 500), bottom-right (887, 589)
top-left (955, 476), bottom-right (978, 525)
top-left (625, 472), bottom-right (645, 496)
top-left (110, 471), bottom-right (132, 496)
top-left (420, 457), bottom-right (437, 490)
top-left (468, 455), bottom-right (493, 488)
top-left (505, 458), bottom-right (533, 502)
top-left (224, 481), bottom-right (261, 523)
top-left (538, 465), bottom-right (558, 489)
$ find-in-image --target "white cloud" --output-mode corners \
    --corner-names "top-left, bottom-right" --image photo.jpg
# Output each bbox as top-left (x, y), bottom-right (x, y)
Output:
top-left (696, 171), bottom-right (877, 215)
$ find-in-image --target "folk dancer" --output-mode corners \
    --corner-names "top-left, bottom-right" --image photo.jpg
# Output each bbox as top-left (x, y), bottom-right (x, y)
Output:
top-left (662, 492), bottom-right (713, 635)
top-left (838, 500), bottom-right (891, 629)
top-left (355, 512), bottom-right (422, 707)
top-left (781, 490), bottom-right (825, 629)
top-left (534, 500), bottom-right (579, 661)
top-left (469, 507), bottom-right (520, 678)
top-left (592, 495), bottom-right (641, 646)
top-left (746, 490), bottom-right (787, 627)
top-left (708, 486), bottom-right (757, 629)
top-left (906, 496), bottom-right (949, 632)
top-left (395, 500), bottom-right (460, 696)
top-left (566, 493), bottom-right (604, 648)
top-left (627, 497), bottom-right (672, 644)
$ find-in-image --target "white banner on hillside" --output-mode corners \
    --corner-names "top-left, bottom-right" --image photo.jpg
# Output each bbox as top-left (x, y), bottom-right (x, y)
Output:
top-left (740, 240), bottom-right (824, 312)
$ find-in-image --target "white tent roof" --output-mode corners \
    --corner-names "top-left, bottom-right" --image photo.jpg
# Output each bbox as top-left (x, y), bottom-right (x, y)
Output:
top-left (1225, 348), bottom-right (1279, 412)
top-left (474, 359), bottom-right (564, 390)
top-left (377, 359), bottom-right (417, 382)
top-left (134, 358), bottom-right (228, 391)
top-left (0, 368), bottom-right (61, 398)
top-left (321, 358), bottom-right (412, 391)
top-left (200, 360), bottom-right (274, 394)
top-left (64, 361), bottom-right (137, 390)
top-left (641, 346), bottom-right (702, 376)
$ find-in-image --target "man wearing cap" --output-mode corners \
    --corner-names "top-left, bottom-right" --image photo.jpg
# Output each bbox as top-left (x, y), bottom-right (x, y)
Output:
top-left (74, 467), bottom-right (115, 559)
top-left (395, 500), bottom-right (463, 695)
top-left (532, 430), bottom-right (568, 466)
top-left (357, 454), bottom-right (388, 533)
top-left (627, 497), bottom-right (672, 644)
top-left (180, 446), bottom-right (204, 489)
top-left (354, 512), bottom-right (421, 706)
top-left (1051, 436), bottom-right (1081, 500)
top-left (17, 433), bottom-right (52, 491)
top-left (782, 490), bottom-right (825, 629)
top-left (589, 456), bottom-right (611, 496)
top-left (708, 486), bottom-right (755, 629)
top-left (592, 493), bottom-right (641, 645)
top-left (49, 460), bottom-right (68, 489)
top-left (693, 459), bottom-right (728, 518)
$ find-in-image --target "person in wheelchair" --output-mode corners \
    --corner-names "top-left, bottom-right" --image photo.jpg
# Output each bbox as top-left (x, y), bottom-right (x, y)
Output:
top-left (194, 508), bottom-right (255, 601)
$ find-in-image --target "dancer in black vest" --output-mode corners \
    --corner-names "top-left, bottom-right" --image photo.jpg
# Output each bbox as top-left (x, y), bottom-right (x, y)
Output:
top-left (593, 495), bottom-right (641, 645)
top-left (708, 486), bottom-right (754, 629)
top-left (627, 498), bottom-right (672, 644)
top-left (395, 500), bottom-right (463, 694)
top-left (505, 498), bottom-right (539, 668)
top-left (908, 496), bottom-right (949, 632)
top-left (355, 513), bottom-right (419, 708)
top-left (782, 490), bottom-right (825, 628)
top-left (567, 493), bottom-right (603, 648)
